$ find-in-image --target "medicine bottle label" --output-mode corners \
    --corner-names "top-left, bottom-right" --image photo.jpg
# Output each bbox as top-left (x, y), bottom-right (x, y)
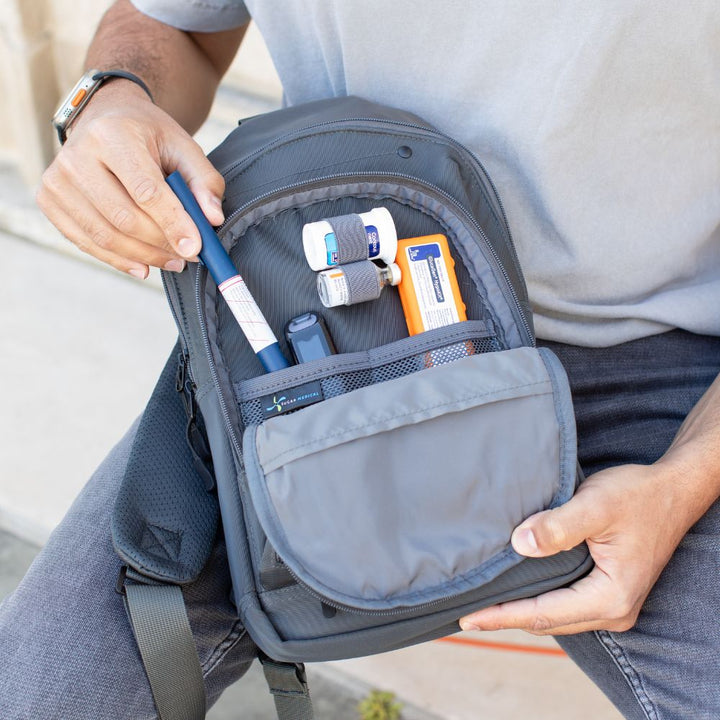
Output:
top-left (404, 242), bottom-right (462, 329)
top-left (323, 224), bottom-right (380, 266)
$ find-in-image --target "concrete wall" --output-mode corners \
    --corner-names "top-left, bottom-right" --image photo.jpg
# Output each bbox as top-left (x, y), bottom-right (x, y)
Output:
top-left (0, 0), bottom-right (281, 186)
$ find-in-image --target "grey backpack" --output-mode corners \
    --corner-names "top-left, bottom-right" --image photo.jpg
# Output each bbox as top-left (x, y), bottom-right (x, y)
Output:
top-left (112, 96), bottom-right (592, 720)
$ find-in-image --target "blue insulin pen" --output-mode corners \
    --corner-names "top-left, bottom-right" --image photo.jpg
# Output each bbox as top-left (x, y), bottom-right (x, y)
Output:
top-left (166, 171), bottom-right (290, 373)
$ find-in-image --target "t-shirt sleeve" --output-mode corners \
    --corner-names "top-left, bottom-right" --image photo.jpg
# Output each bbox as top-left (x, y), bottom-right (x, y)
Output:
top-left (129, 0), bottom-right (251, 32)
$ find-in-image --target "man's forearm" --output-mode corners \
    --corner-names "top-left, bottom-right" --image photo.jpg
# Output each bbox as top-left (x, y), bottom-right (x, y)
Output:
top-left (85, 0), bottom-right (247, 133)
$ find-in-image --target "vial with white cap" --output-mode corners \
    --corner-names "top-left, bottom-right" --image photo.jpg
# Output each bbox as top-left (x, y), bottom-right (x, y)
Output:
top-left (316, 260), bottom-right (402, 308)
top-left (303, 208), bottom-right (398, 271)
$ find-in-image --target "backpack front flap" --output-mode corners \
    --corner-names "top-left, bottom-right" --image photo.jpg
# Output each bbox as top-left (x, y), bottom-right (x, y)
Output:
top-left (163, 96), bottom-right (591, 662)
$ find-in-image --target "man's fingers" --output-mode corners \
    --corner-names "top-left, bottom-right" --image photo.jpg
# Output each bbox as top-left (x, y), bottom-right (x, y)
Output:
top-left (38, 188), bottom-right (185, 274)
top-left (39, 198), bottom-right (149, 278)
top-left (459, 569), bottom-right (637, 635)
top-left (44, 100), bottom-right (224, 269)
top-left (71, 161), bottom-right (170, 250)
top-left (511, 484), bottom-right (608, 558)
top-left (165, 134), bottom-right (226, 227)
top-left (102, 144), bottom-right (204, 259)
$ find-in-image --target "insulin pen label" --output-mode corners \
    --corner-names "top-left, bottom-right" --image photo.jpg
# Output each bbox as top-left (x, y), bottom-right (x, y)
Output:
top-left (405, 243), bottom-right (461, 330)
top-left (323, 225), bottom-right (380, 265)
top-left (218, 276), bottom-right (277, 353)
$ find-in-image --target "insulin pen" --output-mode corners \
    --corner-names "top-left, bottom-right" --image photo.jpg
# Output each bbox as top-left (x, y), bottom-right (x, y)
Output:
top-left (166, 171), bottom-right (290, 373)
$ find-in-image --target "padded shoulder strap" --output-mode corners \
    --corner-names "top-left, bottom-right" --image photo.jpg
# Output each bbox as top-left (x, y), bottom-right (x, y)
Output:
top-left (112, 342), bottom-right (219, 584)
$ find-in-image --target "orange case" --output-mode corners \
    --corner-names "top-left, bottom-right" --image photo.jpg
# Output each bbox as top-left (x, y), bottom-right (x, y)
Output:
top-left (395, 234), bottom-right (467, 335)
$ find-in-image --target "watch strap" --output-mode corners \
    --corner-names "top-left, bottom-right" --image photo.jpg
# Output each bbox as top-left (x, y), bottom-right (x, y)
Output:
top-left (90, 70), bottom-right (154, 103)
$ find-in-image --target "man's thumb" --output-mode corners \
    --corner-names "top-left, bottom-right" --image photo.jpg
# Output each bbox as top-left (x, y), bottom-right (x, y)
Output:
top-left (511, 499), bottom-right (592, 557)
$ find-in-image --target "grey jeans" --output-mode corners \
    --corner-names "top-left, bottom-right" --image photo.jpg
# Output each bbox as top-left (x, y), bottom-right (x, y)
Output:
top-left (1, 329), bottom-right (719, 719)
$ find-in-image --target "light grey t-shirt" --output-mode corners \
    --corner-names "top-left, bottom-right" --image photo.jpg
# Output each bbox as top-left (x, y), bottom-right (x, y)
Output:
top-left (132, 0), bottom-right (720, 347)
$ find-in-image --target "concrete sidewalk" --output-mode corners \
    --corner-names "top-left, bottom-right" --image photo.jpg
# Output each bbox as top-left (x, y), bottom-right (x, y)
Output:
top-left (0, 166), bottom-right (622, 719)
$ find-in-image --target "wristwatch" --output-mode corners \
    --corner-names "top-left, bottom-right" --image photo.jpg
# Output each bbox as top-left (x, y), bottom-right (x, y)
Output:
top-left (52, 69), bottom-right (154, 144)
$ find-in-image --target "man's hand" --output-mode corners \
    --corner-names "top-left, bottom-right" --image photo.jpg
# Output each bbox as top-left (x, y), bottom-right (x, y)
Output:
top-left (36, 0), bottom-right (246, 278)
top-left (37, 80), bottom-right (224, 279)
top-left (460, 458), bottom-right (698, 635)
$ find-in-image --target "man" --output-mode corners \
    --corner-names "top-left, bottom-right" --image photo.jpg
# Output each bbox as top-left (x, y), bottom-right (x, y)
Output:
top-left (3, 1), bottom-right (720, 718)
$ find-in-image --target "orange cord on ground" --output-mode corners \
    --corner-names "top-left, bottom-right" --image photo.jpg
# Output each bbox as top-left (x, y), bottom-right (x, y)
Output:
top-left (437, 636), bottom-right (566, 657)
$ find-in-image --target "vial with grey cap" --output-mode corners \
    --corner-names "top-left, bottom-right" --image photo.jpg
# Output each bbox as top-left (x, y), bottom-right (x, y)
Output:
top-left (316, 260), bottom-right (402, 307)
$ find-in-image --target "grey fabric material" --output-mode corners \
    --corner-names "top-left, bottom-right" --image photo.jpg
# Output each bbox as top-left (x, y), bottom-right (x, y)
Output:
top-left (235, 320), bottom-right (500, 402)
top-left (124, 583), bottom-right (206, 720)
top-left (326, 213), bottom-right (369, 264)
top-left (112, 346), bottom-right (218, 584)
top-left (235, 321), bottom-right (494, 401)
top-left (136, 1), bottom-right (720, 347)
top-left (129, 0), bottom-right (249, 31)
top-left (341, 259), bottom-right (383, 305)
top-left (244, 347), bottom-right (575, 610)
top-left (249, 547), bottom-right (591, 653)
top-left (260, 659), bottom-right (314, 720)
top-left (238, 335), bottom-right (501, 426)
top-left (153, 98), bottom-right (589, 669)
top-left (205, 97), bottom-right (533, 353)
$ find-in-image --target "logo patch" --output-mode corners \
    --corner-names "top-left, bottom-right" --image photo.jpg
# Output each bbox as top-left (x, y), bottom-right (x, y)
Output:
top-left (261, 380), bottom-right (324, 419)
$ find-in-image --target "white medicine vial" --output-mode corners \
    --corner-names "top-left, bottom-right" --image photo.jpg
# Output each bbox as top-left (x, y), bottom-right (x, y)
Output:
top-left (316, 261), bottom-right (402, 308)
top-left (302, 208), bottom-right (398, 271)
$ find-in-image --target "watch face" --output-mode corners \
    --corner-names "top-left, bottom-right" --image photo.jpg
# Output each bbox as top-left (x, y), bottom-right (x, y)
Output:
top-left (52, 70), bottom-right (100, 142)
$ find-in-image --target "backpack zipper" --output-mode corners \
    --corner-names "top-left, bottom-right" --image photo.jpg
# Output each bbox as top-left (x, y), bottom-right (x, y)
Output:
top-left (216, 114), bottom-right (520, 287)
top-left (217, 171), bottom-right (534, 346)
top-left (194, 168), bottom-right (534, 502)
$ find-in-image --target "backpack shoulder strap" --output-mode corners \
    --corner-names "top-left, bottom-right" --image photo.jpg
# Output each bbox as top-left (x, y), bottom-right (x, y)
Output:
top-left (119, 569), bottom-right (207, 720)
top-left (260, 655), bottom-right (315, 720)
top-left (111, 345), bottom-right (217, 718)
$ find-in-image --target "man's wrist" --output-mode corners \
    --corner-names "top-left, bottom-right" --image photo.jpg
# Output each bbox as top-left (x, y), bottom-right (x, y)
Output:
top-left (53, 68), bottom-right (154, 144)
top-left (62, 76), bottom-right (156, 141)
top-left (655, 440), bottom-right (720, 531)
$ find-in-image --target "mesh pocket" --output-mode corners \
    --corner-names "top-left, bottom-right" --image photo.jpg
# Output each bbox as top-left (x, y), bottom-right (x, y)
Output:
top-left (239, 335), bottom-right (500, 426)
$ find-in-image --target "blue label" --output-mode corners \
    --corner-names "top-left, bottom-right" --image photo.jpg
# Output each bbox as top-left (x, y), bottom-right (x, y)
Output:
top-left (366, 225), bottom-right (381, 258)
top-left (407, 243), bottom-right (441, 262)
top-left (323, 232), bottom-right (339, 266)
top-left (426, 255), bottom-right (445, 303)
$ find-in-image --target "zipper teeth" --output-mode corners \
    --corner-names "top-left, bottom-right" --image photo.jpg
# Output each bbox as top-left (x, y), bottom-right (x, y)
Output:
top-left (195, 268), bottom-right (241, 453)
top-left (218, 112), bottom-right (525, 326)
top-left (161, 271), bottom-right (194, 383)
top-left (161, 271), bottom-right (183, 338)
top-left (218, 170), bottom-right (533, 345)
top-left (220, 114), bottom-right (510, 246)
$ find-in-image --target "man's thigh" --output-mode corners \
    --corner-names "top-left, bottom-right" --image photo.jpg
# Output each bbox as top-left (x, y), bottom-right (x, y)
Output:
top-left (0, 421), bottom-right (256, 720)
top-left (544, 330), bottom-right (720, 720)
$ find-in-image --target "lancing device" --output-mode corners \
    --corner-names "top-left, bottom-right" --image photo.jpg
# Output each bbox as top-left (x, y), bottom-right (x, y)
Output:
top-left (166, 171), bottom-right (290, 373)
